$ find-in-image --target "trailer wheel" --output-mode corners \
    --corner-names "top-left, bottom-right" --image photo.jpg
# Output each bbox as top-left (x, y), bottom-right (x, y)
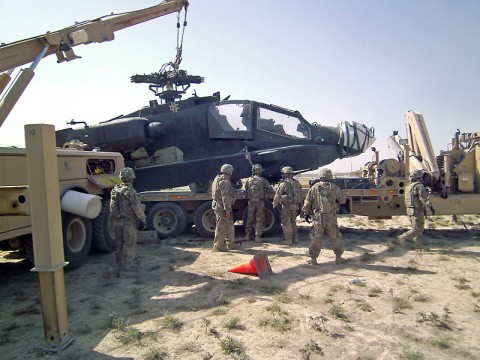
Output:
top-left (147, 203), bottom-right (187, 239)
top-left (242, 202), bottom-right (281, 236)
top-left (194, 201), bottom-right (216, 238)
top-left (92, 197), bottom-right (116, 253)
top-left (62, 212), bottom-right (93, 269)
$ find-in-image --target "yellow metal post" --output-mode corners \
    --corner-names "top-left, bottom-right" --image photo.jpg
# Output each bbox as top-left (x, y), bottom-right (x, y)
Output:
top-left (25, 124), bottom-right (72, 351)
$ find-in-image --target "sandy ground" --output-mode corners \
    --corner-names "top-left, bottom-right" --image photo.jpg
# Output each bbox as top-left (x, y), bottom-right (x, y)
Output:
top-left (0, 215), bottom-right (479, 360)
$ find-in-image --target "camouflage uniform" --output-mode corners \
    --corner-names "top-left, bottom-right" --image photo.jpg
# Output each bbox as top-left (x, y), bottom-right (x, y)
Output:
top-left (398, 170), bottom-right (434, 249)
top-left (212, 164), bottom-right (238, 251)
top-left (291, 176), bottom-right (303, 243)
top-left (110, 167), bottom-right (147, 275)
top-left (273, 167), bottom-right (297, 245)
top-left (302, 168), bottom-right (346, 265)
top-left (245, 164), bottom-right (273, 243)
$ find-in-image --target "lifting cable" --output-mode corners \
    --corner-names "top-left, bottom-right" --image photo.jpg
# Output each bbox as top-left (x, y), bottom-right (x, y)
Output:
top-left (174, 3), bottom-right (188, 70)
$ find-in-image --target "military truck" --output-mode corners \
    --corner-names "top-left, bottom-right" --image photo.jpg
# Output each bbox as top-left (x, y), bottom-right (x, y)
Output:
top-left (0, 1), bottom-right (189, 268)
top-left (0, 147), bottom-right (124, 268)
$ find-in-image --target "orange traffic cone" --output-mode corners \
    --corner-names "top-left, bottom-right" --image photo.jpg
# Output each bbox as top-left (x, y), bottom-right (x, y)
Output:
top-left (228, 252), bottom-right (272, 279)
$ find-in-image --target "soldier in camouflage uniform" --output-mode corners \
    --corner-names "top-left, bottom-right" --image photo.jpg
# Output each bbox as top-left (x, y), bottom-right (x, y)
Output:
top-left (291, 173), bottom-right (303, 243)
top-left (397, 169), bottom-right (435, 249)
top-left (212, 164), bottom-right (239, 251)
top-left (110, 167), bottom-right (147, 276)
top-left (245, 164), bottom-right (274, 243)
top-left (273, 166), bottom-right (298, 245)
top-left (302, 168), bottom-right (346, 265)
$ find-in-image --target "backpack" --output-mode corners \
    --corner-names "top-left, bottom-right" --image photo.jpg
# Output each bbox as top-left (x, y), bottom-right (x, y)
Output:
top-left (111, 184), bottom-right (129, 218)
top-left (247, 176), bottom-right (265, 200)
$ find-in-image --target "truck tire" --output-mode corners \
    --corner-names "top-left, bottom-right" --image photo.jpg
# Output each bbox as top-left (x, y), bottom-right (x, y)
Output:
top-left (147, 202), bottom-right (187, 239)
top-left (242, 202), bottom-right (281, 236)
top-left (194, 201), bottom-right (216, 238)
top-left (92, 197), bottom-right (116, 253)
top-left (62, 212), bottom-right (93, 269)
top-left (24, 214), bottom-right (92, 270)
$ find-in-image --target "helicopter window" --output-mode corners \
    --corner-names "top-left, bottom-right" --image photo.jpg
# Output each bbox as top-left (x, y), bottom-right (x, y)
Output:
top-left (257, 108), bottom-right (311, 139)
top-left (207, 103), bottom-right (253, 139)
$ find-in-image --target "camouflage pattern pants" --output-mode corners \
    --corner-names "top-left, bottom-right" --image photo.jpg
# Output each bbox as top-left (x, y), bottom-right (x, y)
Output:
top-left (213, 209), bottom-right (237, 250)
top-left (399, 209), bottom-right (425, 247)
top-left (245, 200), bottom-right (265, 238)
top-left (280, 207), bottom-right (297, 244)
top-left (309, 212), bottom-right (343, 259)
top-left (114, 218), bottom-right (138, 271)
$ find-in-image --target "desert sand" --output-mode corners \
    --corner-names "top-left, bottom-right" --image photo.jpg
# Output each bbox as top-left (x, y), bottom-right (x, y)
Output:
top-left (0, 215), bottom-right (479, 360)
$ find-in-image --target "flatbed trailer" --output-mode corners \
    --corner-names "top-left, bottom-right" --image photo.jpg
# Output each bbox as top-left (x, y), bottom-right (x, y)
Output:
top-left (139, 189), bottom-right (281, 239)
top-left (139, 183), bottom-right (410, 239)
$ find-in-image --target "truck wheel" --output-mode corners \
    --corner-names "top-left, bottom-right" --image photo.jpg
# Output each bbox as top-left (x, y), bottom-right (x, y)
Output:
top-left (147, 203), bottom-right (187, 239)
top-left (92, 197), bottom-right (116, 253)
top-left (194, 201), bottom-right (216, 238)
top-left (62, 212), bottom-right (93, 270)
top-left (189, 180), bottom-right (212, 194)
top-left (242, 202), bottom-right (281, 236)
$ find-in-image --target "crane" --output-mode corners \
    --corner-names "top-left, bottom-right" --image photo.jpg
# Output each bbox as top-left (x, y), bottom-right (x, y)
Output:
top-left (0, 0), bottom-right (189, 127)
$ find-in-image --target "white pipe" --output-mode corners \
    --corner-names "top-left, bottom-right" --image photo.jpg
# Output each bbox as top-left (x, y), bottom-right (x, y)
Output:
top-left (60, 190), bottom-right (102, 219)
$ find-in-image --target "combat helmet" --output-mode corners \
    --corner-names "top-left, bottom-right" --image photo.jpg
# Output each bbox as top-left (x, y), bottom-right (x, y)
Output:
top-left (281, 166), bottom-right (294, 175)
top-left (220, 163), bottom-right (234, 175)
top-left (318, 168), bottom-right (333, 181)
top-left (120, 167), bottom-right (136, 182)
top-left (252, 164), bottom-right (263, 174)
top-left (409, 169), bottom-right (424, 181)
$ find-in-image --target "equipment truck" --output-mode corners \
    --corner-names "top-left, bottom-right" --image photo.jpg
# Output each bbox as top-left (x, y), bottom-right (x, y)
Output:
top-left (324, 110), bottom-right (480, 219)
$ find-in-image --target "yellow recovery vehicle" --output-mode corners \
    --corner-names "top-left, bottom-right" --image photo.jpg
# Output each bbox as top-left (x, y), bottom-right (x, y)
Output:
top-left (331, 111), bottom-right (480, 219)
top-left (0, 0), bottom-right (189, 269)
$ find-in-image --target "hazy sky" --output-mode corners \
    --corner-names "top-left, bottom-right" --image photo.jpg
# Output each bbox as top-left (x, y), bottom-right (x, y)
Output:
top-left (1, 0), bottom-right (479, 172)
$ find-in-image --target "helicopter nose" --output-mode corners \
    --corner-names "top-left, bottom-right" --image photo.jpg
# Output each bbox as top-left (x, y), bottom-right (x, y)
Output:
top-left (338, 121), bottom-right (376, 157)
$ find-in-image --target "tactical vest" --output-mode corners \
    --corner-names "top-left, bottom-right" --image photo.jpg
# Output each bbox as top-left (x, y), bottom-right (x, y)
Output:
top-left (246, 176), bottom-right (265, 201)
top-left (405, 182), bottom-right (422, 208)
top-left (292, 178), bottom-right (302, 205)
top-left (313, 182), bottom-right (336, 213)
top-left (111, 184), bottom-right (130, 218)
top-left (280, 179), bottom-right (295, 206)
top-left (211, 174), bottom-right (234, 210)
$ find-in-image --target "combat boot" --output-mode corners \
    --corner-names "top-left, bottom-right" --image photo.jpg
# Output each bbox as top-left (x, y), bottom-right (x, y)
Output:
top-left (307, 257), bottom-right (318, 265)
top-left (213, 245), bottom-right (228, 252)
top-left (254, 234), bottom-right (262, 243)
top-left (335, 255), bottom-right (347, 264)
top-left (227, 241), bottom-right (240, 250)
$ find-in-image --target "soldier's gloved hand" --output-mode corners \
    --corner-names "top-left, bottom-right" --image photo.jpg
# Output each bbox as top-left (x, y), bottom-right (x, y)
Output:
top-left (296, 209), bottom-right (301, 216)
top-left (304, 214), bottom-right (311, 223)
top-left (141, 220), bottom-right (148, 230)
top-left (429, 206), bottom-right (436, 216)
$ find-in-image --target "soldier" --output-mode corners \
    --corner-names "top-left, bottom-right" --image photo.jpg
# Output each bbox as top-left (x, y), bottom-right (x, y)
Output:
top-left (110, 167), bottom-right (147, 276)
top-left (398, 169), bottom-right (435, 249)
top-left (211, 164), bottom-right (239, 251)
top-left (302, 168), bottom-right (346, 265)
top-left (273, 166), bottom-right (298, 245)
top-left (245, 164), bottom-right (274, 243)
top-left (291, 172), bottom-right (303, 243)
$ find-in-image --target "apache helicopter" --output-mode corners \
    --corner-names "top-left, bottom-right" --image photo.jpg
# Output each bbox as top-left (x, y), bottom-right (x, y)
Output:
top-left (55, 64), bottom-right (375, 193)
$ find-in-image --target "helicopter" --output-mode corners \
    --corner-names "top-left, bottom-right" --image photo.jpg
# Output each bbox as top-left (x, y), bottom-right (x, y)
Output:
top-left (55, 64), bottom-right (375, 193)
